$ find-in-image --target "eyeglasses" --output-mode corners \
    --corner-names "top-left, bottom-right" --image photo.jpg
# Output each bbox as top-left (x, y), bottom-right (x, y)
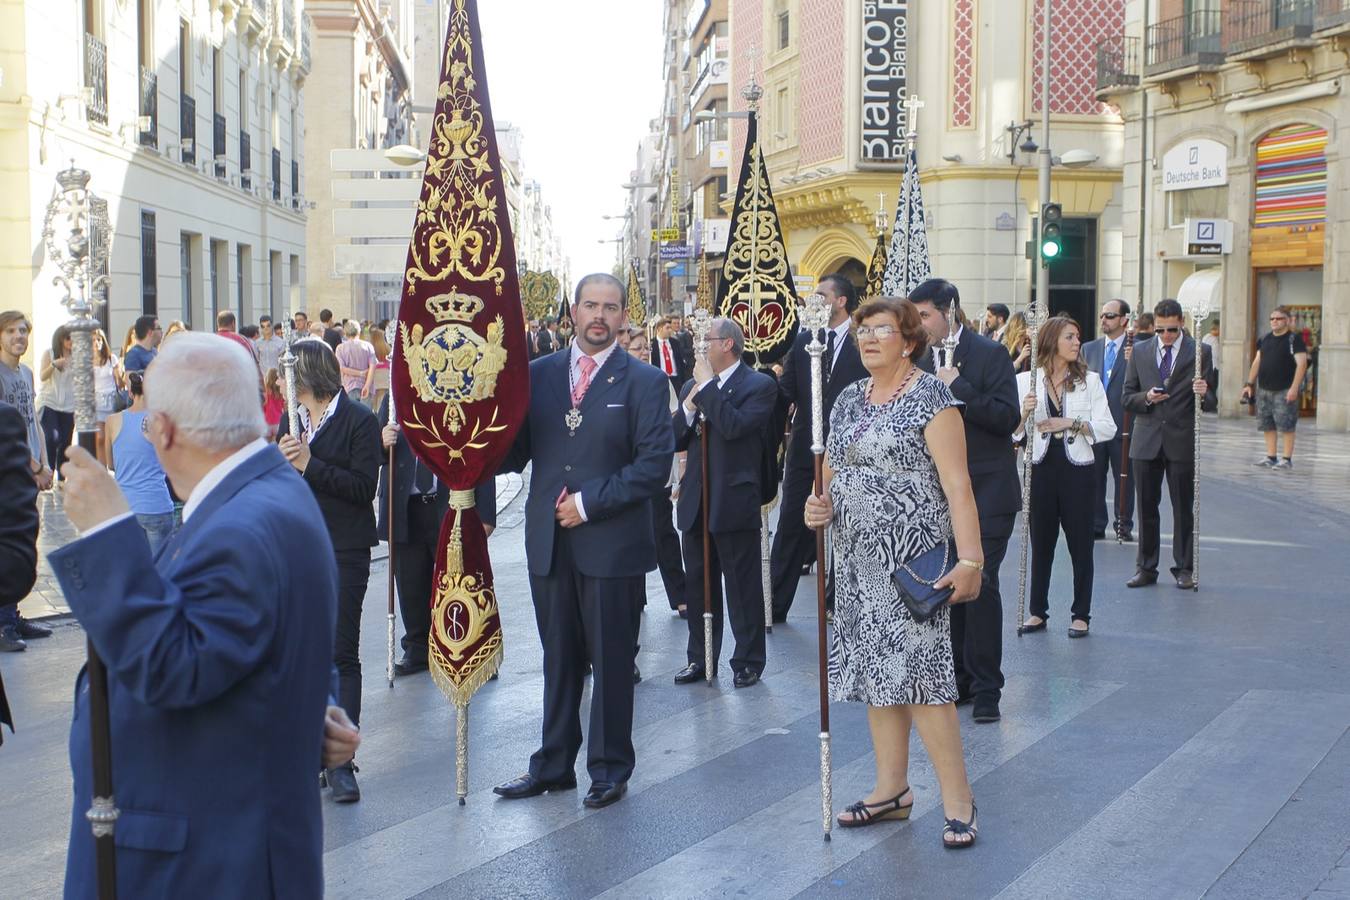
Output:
top-left (1156, 326), bottom-right (1182, 335)
top-left (1269, 316), bottom-right (1288, 322)
top-left (1100, 312), bottom-right (1122, 320)
top-left (855, 325), bottom-right (899, 340)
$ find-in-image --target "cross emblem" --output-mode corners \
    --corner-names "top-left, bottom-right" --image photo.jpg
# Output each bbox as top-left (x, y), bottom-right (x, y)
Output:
top-left (902, 94), bottom-right (925, 138)
top-left (737, 278), bottom-right (778, 331)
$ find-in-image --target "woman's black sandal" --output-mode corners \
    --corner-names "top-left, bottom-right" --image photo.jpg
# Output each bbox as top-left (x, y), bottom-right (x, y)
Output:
top-left (942, 800), bottom-right (978, 849)
top-left (836, 787), bottom-right (913, 828)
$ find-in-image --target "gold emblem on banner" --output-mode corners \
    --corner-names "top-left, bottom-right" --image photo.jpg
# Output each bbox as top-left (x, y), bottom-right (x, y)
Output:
top-left (721, 143), bottom-right (795, 357)
top-left (405, 0), bottom-right (506, 297)
top-left (428, 569), bottom-right (502, 704)
top-left (401, 289), bottom-right (508, 434)
top-left (520, 270), bottom-right (561, 321)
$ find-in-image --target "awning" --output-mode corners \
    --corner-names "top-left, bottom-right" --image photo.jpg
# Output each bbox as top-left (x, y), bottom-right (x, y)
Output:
top-left (1176, 268), bottom-right (1222, 318)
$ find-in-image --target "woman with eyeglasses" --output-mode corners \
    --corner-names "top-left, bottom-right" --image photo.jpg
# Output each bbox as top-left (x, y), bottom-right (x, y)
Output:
top-left (803, 297), bottom-right (984, 848)
top-left (105, 371), bottom-right (176, 555)
top-left (276, 340), bottom-right (382, 803)
top-left (1015, 316), bottom-right (1116, 637)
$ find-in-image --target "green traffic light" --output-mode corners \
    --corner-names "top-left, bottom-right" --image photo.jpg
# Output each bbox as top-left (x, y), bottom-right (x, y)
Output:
top-left (1041, 240), bottom-right (1061, 259)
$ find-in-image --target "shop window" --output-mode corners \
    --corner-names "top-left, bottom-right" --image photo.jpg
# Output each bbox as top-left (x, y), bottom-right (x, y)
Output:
top-left (1166, 186), bottom-right (1226, 229)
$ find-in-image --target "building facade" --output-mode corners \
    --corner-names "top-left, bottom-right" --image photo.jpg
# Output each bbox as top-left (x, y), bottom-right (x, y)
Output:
top-left (1100, 0), bottom-right (1346, 429)
top-left (0, 0), bottom-right (311, 358)
top-left (723, 0), bottom-right (1127, 336)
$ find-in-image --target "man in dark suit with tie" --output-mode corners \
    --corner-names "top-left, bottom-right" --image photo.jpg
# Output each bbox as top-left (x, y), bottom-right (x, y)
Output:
top-left (1122, 298), bottom-right (1213, 590)
top-left (910, 279), bottom-right (1021, 724)
top-left (377, 396), bottom-right (497, 676)
top-left (769, 273), bottom-right (868, 622)
top-left (494, 273), bottom-right (673, 810)
top-left (1081, 299), bottom-right (1134, 540)
top-left (651, 316), bottom-right (693, 392)
top-left (671, 318), bottom-right (778, 687)
top-left (0, 400), bottom-right (39, 746)
top-left (536, 318), bottom-right (558, 357)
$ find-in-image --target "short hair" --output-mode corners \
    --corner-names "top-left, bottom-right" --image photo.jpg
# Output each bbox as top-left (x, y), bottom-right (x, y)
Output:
top-left (1135, 312), bottom-right (1155, 331)
top-left (294, 311), bottom-right (309, 323)
top-left (291, 339), bottom-right (343, 401)
top-left (853, 297), bottom-right (930, 360)
top-left (216, 310), bottom-right (237, 330)
top-left (573, 272), bottom-right (626, 305)
top-left (319, 308), bottom-right (334, 324)
top-left (1153, 298), bottom-right (1184, 320)
top-left (0, 310), bottom-right (30, 335)
top-left (710, 317), bottom-right (745, 357)
top-left (258, 314), bottom-right (273, 326)
top-left (343, 320), bottom-right (360, 338)
top-left (819, 273), bottom-right (860, 313)
top-left (134, 315), bottom-right (158, 340)
top-left (143, 332), bottom-right (266, 452)
top-left (986, 303), bottom-right (1010, 322)
top-left (907, 278), bottom-right (960, 315)
top-left (239, 324), bottom-right (260, 340)
top-left (1272, 305), bottom-right (1291, 318)
top-left (1105, 298), bottom-right (1131, 317)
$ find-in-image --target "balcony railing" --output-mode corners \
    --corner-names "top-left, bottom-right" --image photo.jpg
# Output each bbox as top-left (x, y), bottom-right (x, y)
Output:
top-left (282, 0), bottom-right (296, 46)
top-left (1095, 34), bottom-right (1141, 94)
top-left (83, 33), bottom-right (108, 125)
top-left (240, 131), bottom-right (252, 190)
top-left (213, 112), bottom-right (228, 178)
top-left (1315, 0), bottom-right (1350, 28)
top-left (1145, 10), bottom-right (1225, 75)
top-left (272, 148), bottom-right (282, 201)
top-left (139, 68), bottom-right (158, 148)
top-left (1228, 0), bottom-right (1317, 52)
top-left (180, 94), bottom-right (197, 165)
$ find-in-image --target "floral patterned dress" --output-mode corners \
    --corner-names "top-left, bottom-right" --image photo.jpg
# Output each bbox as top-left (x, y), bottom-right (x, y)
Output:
top-left (826, 372), bottom-right (959, 706)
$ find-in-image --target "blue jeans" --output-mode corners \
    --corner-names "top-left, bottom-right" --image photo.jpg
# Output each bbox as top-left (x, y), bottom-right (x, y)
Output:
top-left (136, 513), bottom-right (176, 557)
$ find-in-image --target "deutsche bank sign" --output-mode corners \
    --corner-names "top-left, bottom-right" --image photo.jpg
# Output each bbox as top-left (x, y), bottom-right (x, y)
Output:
top-left (860, 1), bottom-right (908, 164)
top-left (1162, 139), bottom-right (1229, 192)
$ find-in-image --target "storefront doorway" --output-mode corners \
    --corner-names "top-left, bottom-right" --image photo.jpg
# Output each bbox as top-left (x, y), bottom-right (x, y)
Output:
top-left (1252, 267), bottom-right (1321, 416)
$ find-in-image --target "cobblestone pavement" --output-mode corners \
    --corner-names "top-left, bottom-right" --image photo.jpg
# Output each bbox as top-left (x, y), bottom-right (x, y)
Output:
top-left (1, 426), bottom-right (1346, 899)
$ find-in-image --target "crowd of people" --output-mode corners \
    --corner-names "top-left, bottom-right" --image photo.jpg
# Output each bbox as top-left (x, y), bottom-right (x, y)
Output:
top-left (0, 266), bottom-right (1308, 888)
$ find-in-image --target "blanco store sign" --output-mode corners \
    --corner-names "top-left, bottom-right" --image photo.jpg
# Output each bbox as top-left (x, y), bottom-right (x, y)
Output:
top-left (1162, 139), bottom-right (1229, 192)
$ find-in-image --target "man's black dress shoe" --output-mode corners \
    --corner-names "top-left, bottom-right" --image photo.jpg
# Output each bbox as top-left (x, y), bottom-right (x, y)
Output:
top-left (633, 664), bottom-right (642, 685)
top-left (324, 763), bottom-right (361, 803)
top-left (954, 689), bottom-right (973, 707)
top-left (972, 699), bottom-right (1000, 723)
top-left (1175, 571), bottom-right (1196, 590)
top-left (1126, 571), bottom-right (1157, 588)
top-left (14, 616), bottom-right (52, 639)
top-left (674, 662), bottom-right (705, 684)
top-left (733, 669), bottom-right (760, 689)
top-left (1093, 530), bottom-right (1107, 540)
top-left (583, 781), bottom-right (627, 809)
top-left (393, 655), bottom-right (428, 677)
top-left (771, 612), bottom-right (788, 624)
top-left (493, 773), bottom-right (577, 799)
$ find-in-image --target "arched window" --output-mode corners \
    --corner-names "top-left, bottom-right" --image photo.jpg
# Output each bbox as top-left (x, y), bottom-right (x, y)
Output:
top-left (1254, 125), bottom-right (1328, 230)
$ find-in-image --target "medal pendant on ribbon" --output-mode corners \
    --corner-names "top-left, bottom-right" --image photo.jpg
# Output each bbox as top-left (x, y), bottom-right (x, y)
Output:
top-left (565, 407), bottom-right (582, 433)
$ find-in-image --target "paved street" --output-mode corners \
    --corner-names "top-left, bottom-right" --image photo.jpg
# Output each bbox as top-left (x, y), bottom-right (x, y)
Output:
top-left (3, 417), bottom-right (1349, 899)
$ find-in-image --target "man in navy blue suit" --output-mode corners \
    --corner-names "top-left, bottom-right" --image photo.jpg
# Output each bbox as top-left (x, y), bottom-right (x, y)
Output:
top-left (672, 318), bottom-right (778, 687)
top-left (52, 333), bottom-right (358, 898)
top-left (1081, 298), bottom-right (1134, 540)
top-left (495, 273), bottom-right (673, 810)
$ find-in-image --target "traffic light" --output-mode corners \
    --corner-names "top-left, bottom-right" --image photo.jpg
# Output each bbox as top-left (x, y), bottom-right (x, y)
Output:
top-left (1040, 202), bottom-right (1063, 262)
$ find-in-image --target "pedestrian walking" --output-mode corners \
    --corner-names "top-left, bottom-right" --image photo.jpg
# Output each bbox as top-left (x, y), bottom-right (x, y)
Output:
top-left (262, 368), bottom-right (285, 440)
top-left (1003, 311), bottom-right (1032, 373)
top-left (276, 340), bottom-right (382, 804)
top-left (672, 318), bottom-right (777, 687)
top-left (1016, 316), bottom-right (1116, 637)
top-left (122, 315), bottom-right (161, 372)
top-left (335, 320), bottom-right (377, 409)
top-left (105, 371), bottom-right (176, 555)
top-left (216, 310), bottom-right (261, 370)
top-left (493, 273), bottom-right (673, 811)
top-left (37, 324), bottom-right (75, 481)
top-left (1240, 306), bottom-right (1308, 470)
top-left (369, 323), bottom-right (392, 414)
top-left (803, 297), bottom-right (983, 847)
top-left (0, 310), bottom-right (51, 491)
top-left (911, 278), bottom-right (1021, 723)
top-left (91, 328), bottom-right (123, 467)
top-left (319, 308), bottom-right (343, 351)
top-left (1081, 299), bottom-right (1134, 540)
top-left (50, 332), bottom-right (356, 897)
top-left (256, 315), bottom-right (286, 375)
top-left (1122, 299), bottom-right (1213, 591)
top-left (983, 303), bottom-right (1010, 341)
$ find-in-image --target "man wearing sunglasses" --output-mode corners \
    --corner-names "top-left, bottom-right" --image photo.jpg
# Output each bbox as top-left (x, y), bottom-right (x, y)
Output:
top-left (1121, 299), bottom-right (1213, 591)
top-left (1081, 300), bottom-right (1134, 541)
top-left (1240, 306), bottom-right (1308, 470)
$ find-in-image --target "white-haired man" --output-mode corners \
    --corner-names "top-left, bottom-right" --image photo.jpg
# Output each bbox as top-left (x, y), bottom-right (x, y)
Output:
top-left (51, 332), bottom-right (357, 898)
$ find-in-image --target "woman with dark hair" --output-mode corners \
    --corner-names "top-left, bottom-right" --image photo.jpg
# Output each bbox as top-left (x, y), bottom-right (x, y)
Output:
top-left (92, 328), bottom-right (123, 466)
top-left (37, 325), bottom-right (75, 481)
top-left (276, 340), bottom-right (382, 803)
top-left (105, 371), bottom-right (176, 554)
top-left (1015, 316), bottom-right (1116, 637)
top-left (804, 297), bottom-right (984, 848)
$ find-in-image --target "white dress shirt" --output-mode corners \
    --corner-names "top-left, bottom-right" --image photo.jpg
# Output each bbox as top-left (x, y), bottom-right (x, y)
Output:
top-left (297, 393), bottom-right (341, 444)
top-left (565, 341), bottom-right (620, 522)
top-left (930, 323), bottom-right (965, 369)
top-left (684, 359), bottom-right (741, 424)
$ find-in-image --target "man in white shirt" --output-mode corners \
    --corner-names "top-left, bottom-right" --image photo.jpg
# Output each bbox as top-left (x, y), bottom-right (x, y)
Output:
top-left (256, 315), bottom-right (287, 375)
top-left (650, 317), bottom-right (692, 392)
top-left (1081, 299), bottom-right (1133, 540)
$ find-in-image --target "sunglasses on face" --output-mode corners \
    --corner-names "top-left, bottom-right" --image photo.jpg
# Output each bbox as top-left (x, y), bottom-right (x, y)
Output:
top-left (1157, 326), bottom-right (1182, 335)
top-left (1270, 316), bottom-right (1287, 322)
top-left (1100, 312), bottom-right (1122, 320)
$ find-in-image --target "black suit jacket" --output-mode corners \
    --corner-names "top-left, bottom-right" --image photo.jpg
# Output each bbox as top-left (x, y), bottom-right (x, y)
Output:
top-left (650, 337), bottom-right (693, 384)
top-left (536, 330), bottom-right (558, 356)
top-left (1081, 336), bottom-right (1128, 429)
top-left (1122, 335), bottom-right (1213, 462)
top-left (0, 402), bottom-right (39, 740)
top-left (500, 347), bottom-right (674, 578)
top-left (779, 327), bottom-right (869, 473)
top-left (374, 396), bottom-right (496, 542)
top-left (671, 364), bottom-right (778, 533)
top-left (277, 391), bottom-right (383, 551)
top-left (919, 329), bottom-right (1022, 521)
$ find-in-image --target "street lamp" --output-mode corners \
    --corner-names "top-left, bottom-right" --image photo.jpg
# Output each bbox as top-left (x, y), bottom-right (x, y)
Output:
top-left (383, 145), bottom-right (427, 167)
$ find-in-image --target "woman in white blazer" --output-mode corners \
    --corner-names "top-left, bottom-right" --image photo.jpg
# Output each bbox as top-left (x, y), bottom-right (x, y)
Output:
top-left (1014, 316), bottom-right (1117, 637)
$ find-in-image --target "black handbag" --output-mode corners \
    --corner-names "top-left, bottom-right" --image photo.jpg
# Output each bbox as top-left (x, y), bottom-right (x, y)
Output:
top-left (891, 539), bottom-right (957, 623)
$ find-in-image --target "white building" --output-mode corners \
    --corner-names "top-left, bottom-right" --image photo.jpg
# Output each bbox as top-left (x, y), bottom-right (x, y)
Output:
top-left (0, 0), bottom-right (311, 355)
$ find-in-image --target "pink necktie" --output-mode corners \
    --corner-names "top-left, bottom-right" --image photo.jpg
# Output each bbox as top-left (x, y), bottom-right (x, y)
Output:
top-left (572, 354), bottom-right (597, 407)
